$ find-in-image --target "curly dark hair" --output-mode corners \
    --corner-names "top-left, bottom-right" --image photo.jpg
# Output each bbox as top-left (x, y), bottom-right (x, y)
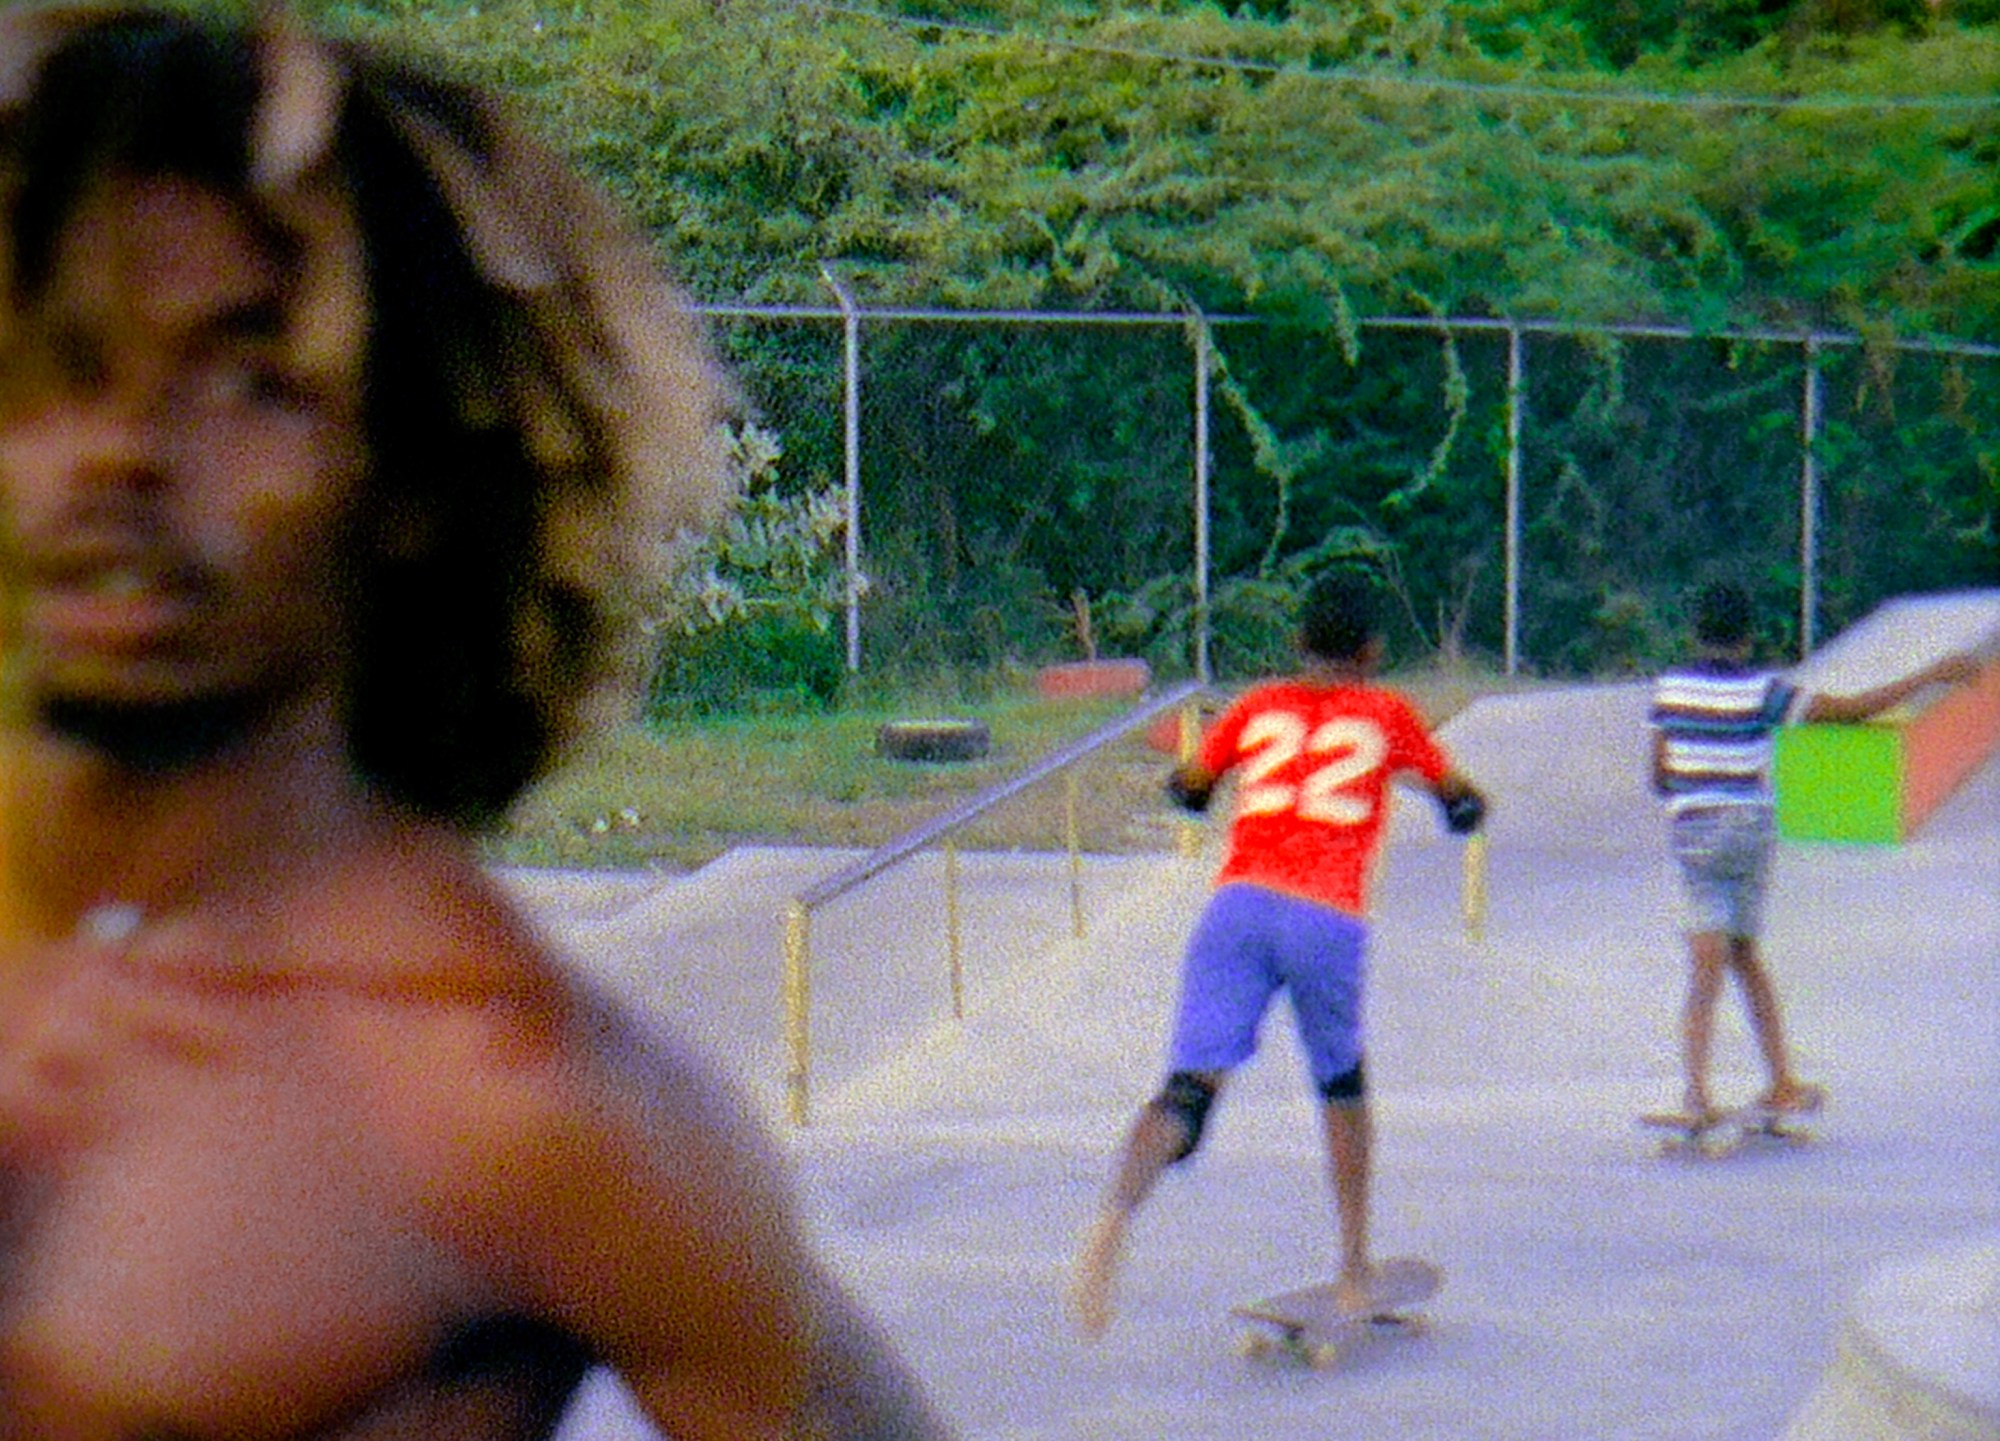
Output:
top-left (1297, 571), bottom-right (1380, 664)
top-left (1692, 581), bottom-right (1754, 649)
top-left (0, 3), bottom-right (725, 826)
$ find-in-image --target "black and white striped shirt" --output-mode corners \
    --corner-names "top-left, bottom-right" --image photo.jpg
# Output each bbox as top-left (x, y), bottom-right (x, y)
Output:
top-left (1650, 661), bottom-right (1801, 816)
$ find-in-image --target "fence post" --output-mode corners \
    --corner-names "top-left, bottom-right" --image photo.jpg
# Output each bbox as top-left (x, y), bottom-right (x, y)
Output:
top-left (1504, 323), bottom-right (1524, 677)
top-left (783, 900), bottom-right (812, 1125)
top-left (819, 264), bottom-right (864, 674)
top-left (1799, 335), bottom-right (1823, 661)
top-left (1192, 315), bottom-right (1213, 685)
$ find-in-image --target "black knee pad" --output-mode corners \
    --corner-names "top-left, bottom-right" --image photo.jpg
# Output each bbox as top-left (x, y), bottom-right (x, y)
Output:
top-left (1318, 1059), bottom-right (1367, 1105)
top-left (1149, 1072), bottom-right (1219, 1164)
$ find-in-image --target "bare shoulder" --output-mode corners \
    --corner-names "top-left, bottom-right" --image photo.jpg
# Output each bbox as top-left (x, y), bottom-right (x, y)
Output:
top-left (287, 833), bottom-right (958, 1440)
top-left (283, 833), bottom-right (834, 1437)
top-left (298, 827), bottom-right (773, 1178)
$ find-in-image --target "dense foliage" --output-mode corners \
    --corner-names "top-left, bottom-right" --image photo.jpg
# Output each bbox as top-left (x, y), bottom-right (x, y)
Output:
top-left (315, 0), bottom-right (1998, 328)
top-left (317, 0), bottom-right (1997, 688)
top-left (646, 422), bottom-right (851, 714)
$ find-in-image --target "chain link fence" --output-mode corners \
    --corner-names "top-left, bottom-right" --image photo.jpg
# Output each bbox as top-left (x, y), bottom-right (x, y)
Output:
top-left (701, 304), bottom-right (1998, 687)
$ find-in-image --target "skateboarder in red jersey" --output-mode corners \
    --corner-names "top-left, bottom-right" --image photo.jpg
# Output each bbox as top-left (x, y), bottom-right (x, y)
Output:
top-left (1068, 572), bottom-right (1485, 1338)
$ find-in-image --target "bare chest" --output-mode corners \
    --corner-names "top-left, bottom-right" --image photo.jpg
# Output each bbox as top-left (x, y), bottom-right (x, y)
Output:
top-left (0, 965), bottom-right (489, 1438)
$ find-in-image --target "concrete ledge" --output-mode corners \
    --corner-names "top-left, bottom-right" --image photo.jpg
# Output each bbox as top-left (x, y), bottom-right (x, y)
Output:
top-left (1781, 1235), bottom-right (2000, 1441)
top-left (1904, 654), bottom-right (2000, 833)
top-left (1778, 590), bottom-right (2000, 844)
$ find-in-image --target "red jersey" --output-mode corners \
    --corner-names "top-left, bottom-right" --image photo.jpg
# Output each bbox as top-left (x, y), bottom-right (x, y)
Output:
top-left (1198, 680), bottom-right (1451, 917)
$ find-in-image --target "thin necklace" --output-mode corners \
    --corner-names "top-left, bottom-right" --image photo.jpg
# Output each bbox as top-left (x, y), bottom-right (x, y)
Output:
top-left (77, 901), bottom-right (146, 947)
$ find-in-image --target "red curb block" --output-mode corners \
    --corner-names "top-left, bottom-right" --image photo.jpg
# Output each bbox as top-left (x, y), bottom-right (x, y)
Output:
top-left (1035, 658), bottom-right (1152, 701)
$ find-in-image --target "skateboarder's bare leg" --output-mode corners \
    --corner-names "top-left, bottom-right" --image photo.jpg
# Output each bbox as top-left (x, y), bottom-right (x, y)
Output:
top-left (1681, 930), bottom-right (1730, 1117)
top-left (1067, 1213), bottom-right (1125, 1340)
top-left (1320, 1098), bottom-right (1373, 1310)
top-left (1069, 1071), bottom-right (1225, 1338)
top-left (1720, 937), bottom-right (1824, 1111)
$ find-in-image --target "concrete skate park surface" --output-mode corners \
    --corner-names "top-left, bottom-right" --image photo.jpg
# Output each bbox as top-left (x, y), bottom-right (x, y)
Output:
top-left (514, 636), bottom-right (1998, 1440)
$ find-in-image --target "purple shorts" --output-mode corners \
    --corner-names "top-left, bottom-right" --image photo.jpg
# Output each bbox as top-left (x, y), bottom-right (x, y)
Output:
top-left (1166, 882), bottom-right (1367, 1090)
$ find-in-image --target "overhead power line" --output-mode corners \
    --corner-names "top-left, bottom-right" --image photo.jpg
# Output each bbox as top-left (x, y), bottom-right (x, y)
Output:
top-left (807, 2), bottom-right (2000, 115)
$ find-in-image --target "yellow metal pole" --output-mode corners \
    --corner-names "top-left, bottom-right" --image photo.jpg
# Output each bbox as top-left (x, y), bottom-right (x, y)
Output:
top-left (783, 901), bottom-right (812, 1125)
top-left (1461, 833), bottom-right (1489, 943)
top-left (1176, 696), bottom-right (1203, 859)
top-left (1066, 771), bottom-right (1085, 938)
top-left (944, 840), bottom-right (965, 1020)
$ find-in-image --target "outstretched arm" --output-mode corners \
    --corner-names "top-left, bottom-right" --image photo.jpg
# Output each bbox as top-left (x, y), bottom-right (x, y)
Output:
top-left (1800, 652), bottom-right (1982, 725)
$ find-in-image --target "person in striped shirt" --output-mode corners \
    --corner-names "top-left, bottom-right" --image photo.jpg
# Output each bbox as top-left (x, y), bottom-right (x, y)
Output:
top-left (1650, 582), bottom-right (1977, 1124)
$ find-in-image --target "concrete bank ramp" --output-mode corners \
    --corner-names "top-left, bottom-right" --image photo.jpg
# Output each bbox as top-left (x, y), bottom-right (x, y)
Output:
top-left (1388, 681), bottom-right (1656, 856)
top-left (820, 682), bottom-right (1688, 1129)
top-left (1792, 589), bottom-right (2000, 696)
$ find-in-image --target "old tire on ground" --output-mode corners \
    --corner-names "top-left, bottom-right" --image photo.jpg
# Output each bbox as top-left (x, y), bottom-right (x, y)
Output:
top-left (875, 719), bottom-right (992, 763)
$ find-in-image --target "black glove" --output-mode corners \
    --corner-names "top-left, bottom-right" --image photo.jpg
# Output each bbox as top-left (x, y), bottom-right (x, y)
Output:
top-left (1165, 769), bottom-right (1214, 814)
top-left (1441, 788), bottom-right (1486, 835)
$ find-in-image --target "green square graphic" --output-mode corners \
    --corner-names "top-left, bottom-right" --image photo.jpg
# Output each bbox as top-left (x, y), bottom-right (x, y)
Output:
top-left (1775, 724), bottom-right (1904, 845)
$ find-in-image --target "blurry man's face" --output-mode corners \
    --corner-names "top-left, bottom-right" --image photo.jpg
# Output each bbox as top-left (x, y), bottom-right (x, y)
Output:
top-left (0, 175), bottom-right (366, 724)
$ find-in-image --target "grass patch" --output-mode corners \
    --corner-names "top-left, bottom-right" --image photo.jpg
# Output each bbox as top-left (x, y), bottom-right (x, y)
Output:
top-left (485, 661), bottom-right (1554, 872)
top-left (487, 690), bottom-right (1136, 870)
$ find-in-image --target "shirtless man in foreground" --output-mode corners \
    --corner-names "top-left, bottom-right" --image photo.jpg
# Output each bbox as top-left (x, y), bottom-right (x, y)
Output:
top-left (0, 7), bottom-right (952, 1439)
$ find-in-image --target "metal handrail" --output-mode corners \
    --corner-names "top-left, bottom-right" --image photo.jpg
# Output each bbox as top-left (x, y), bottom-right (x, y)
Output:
top-left (781, 679), bottom-right (1207, 1123)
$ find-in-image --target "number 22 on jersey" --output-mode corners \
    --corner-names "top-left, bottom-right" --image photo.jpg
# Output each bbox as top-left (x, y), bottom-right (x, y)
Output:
top-left (1235, 713), bottom-right (1389, 825)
